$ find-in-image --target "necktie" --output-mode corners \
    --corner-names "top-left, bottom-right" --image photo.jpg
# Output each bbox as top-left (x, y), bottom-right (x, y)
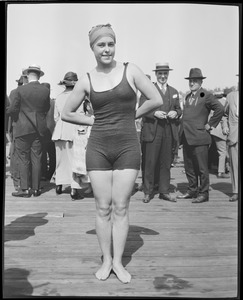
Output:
top-left (189, 93), bottom-right (195, 105)
top-left (161, 86), bottom-right (166, 94)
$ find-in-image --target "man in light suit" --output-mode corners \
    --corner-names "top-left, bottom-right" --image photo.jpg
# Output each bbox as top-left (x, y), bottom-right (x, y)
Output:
top-left (222, 86), bottom-right (239, 202)
top-left (209, 92), bottom-right (230, 178)
top-left (7, 64), bottom-right (50, 197)
top-left (177, 68), bottom-right (224, 203)
top-left (141, 63), bottom-right (182, 203)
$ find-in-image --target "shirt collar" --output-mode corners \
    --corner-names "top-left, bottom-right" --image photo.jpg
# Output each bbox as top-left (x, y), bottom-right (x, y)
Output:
top-left (191, 87), bottom-right (202, 96)
top-left (157, 82), bottom-right (167, 90)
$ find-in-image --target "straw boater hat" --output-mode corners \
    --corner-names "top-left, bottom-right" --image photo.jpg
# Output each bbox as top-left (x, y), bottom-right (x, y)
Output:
top-left (185, 68), bottom-right (206, 80)
top-left (23, 64), bottom-right (45, 77)
top-left (152, 62), bottom-right (173, 72)
top-left (58, 72), bottom-right (78, 86)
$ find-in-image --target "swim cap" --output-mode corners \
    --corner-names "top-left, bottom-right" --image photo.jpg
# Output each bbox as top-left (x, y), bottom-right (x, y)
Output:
top-left (88, 24), bottom-right (116, 49)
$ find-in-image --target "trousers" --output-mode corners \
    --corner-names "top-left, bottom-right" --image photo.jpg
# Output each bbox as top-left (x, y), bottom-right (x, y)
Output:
top-left (14, 133), bottom-right (42, 190)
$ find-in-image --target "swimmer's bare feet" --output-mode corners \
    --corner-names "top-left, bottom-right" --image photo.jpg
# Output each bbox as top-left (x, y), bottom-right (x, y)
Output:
top-left (112, 262), bottom-right (131, 283)
top-left (95, 261), bottom-right (112, 281)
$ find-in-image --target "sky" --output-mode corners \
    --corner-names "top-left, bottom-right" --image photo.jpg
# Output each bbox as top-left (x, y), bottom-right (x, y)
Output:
top-left (6, 2), bottom-right (240, 99)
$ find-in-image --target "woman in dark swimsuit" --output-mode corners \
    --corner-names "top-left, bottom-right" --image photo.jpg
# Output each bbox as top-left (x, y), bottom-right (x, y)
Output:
top-left (62, 24), bottom-right (162, 283)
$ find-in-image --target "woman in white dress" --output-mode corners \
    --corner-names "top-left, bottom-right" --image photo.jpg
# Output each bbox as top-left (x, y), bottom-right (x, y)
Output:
top-left (52, 72), bottom-right (83, 199)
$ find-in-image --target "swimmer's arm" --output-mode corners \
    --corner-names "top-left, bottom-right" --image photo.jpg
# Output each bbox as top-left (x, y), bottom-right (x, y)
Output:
top-left (61, 75), bottom-right (94, 126)
top-left (128, 63), bottom-right (162, 119)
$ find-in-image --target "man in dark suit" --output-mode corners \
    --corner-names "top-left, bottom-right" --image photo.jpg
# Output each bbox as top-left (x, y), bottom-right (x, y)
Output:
top-left (177, 68), bottom-right (224, 203)
top-left (7, 64), bottom-right (50, 197)
top-left (141, 63), bottom-right (182, 203)
top-left (7, 71), bottom-right (29, 190)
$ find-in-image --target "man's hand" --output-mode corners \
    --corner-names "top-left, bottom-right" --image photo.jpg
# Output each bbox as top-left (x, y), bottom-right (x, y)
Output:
top-left (167, 110), bottom-right (178, 119)
top-left (205, 124), bottom-right (212, 132)
top-left (222, 127), bottom-right (229, 135)
top-left (154, 111), bottom-right (168, 119)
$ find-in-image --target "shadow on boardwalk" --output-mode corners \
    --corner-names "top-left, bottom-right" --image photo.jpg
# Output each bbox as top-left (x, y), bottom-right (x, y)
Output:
top-left (87, 225), bottom-right (160, 266)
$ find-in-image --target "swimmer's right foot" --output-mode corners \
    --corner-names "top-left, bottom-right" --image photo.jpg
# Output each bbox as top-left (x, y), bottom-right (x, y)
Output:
top-left (95, 261), bottom-right (112, 281)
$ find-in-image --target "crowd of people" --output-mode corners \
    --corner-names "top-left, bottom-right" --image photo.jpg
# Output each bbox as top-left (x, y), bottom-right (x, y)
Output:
top-left (6, 67), bottom-right (93, 200)
top-left (5, 23), bottom-right (239, 283)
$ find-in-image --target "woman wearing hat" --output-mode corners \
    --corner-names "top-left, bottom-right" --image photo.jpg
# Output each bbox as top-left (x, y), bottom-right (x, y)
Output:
top-left (61, 24), bottom-right (162, 283)
top-left (52, 72), bottom-right (86, 199)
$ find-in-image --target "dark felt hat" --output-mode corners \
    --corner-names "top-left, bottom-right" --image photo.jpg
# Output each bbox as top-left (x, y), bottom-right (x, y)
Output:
top-left (185, 68), bottom-right (206, 80)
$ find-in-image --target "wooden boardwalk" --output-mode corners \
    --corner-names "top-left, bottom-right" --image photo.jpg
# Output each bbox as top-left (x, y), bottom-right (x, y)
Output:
top-left (3, 149), bottom-right (239, 298)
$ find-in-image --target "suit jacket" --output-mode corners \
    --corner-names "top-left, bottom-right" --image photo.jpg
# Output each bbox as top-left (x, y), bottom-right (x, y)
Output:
top-left (46, 98), bottom-right (56, 136)
top-left (7, 81), bottom-right (50, 138)
top-left (140, 83), bottom-right (182, 143)
top-left (221, 90), bottom-right (238, 146)
top-left (180, 87), bottom-right (224, 146)
top-left (209, 97), bottom-right (227, 141)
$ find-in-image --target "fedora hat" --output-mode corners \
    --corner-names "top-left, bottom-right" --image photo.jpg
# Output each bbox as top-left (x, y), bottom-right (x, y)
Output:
top-left (152, 62), bottom-right (173, 72)
top-left (185, 68), bottom-right (206, 80)
top-left (58, 71), bottom-right (78, 86)
top-left (24, 64), bottom-right (44, 77)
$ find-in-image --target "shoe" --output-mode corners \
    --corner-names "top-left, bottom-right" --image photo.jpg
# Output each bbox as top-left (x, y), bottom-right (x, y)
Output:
top-left (159, 193), bottom-right (177, 202)
top-left (12, 189), bottom-right (31, 198)
top-left (33, 190), bottom-right (41, 197)
top-left (83, 191), bottom-right (94, 198)
top-left (153, 184), bottom-right (159, 192)
top-left (217, 173), bottom-right (230, 178)
top-left (70, 188), bottom-right (78, 200)
top-left (143, 194), bottom-right (152, 203)
top-left (56, 185), bottom-right (62, 195)
top-left (225, 162), bottom-right (230, 173)
top-left (192, 194), bottom-right (209, 203)
top-left (229, 194), bottom-right (238, 202)
top-left (177, 192), bottom-right (197, 199)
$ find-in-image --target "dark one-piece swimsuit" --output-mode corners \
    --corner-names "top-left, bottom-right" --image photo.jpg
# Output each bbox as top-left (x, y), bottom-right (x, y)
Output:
top-left (86, 62), bottom-right (141, 171)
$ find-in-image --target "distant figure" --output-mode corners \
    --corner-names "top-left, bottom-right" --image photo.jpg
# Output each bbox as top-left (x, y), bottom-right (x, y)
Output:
top-left (71, 97), bottom-right (93, 199)
top-left (7, 64), bottom-right (50, 197)
top-left (41, 82), bottom-right (56, 181)
top-left (177, 68), bottom-right (224, 203)
top-left (222, 87), bottom-right (239, 202)
top-left (7, 70), bottom-right (28, 190)
top-left (137, 74), bottom-right (152, 192)
top-left (209, 92), bottom-right (230, 178)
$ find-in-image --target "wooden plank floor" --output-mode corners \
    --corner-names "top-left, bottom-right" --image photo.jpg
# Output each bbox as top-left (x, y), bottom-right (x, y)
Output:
top-left (3, 148), bottom-right (239, 298)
